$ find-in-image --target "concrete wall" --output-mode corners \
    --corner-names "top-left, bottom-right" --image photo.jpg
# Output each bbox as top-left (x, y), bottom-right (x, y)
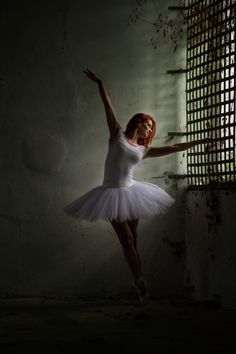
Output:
top-left (0, 0), bottom-right (190, 299)
top-left (185, 189), bottom-right (236, 308)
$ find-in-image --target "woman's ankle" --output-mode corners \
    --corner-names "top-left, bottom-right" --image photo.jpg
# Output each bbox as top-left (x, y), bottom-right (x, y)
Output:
top-left (134, 277), bottom-right (147, 286)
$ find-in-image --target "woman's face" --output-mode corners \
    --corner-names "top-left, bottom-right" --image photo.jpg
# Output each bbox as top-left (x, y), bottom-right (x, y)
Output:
top-left (137, 119), bottom-right (154, 138)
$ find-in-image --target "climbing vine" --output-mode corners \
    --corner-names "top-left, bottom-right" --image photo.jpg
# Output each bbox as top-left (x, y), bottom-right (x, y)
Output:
top-left (127, 0), bottom-right (235, 52)
top-left (127, 0), bottom-right (186, 52)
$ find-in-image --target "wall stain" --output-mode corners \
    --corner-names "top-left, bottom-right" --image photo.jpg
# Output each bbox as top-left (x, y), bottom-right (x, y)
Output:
top-left (162, 235), bottom-right (185, 262)
top-left (206, 189), bottom-right (221, 233)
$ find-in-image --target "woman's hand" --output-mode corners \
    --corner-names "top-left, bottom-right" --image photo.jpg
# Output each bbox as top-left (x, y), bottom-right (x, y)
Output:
top-left (83, 69), bottom-right (101, 83)
top-left (203, 137), bottom-right (213, 144)
top-left (82, 68), bottom-right (120, 136)
top-left (204, 137), bottom-right (219, 153)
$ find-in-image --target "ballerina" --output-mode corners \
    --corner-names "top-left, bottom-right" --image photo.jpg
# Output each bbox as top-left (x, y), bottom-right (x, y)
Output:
top-left (64, 69), bottom-right (212, 305)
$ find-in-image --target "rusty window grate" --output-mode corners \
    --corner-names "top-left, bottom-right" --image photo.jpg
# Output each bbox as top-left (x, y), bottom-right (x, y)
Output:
top-left (186, 0), bottom-right (236, 188)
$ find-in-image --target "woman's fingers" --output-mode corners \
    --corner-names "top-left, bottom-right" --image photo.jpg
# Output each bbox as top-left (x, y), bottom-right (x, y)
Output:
top-left (83, 71), bottom-right (95, 80)
top-left (83, 69), bottom-right (100, 82)
top-left (83, 69), bottom-right (93, 76)
top-left (86, 68), bottom-right (94, 75)
top-left (84, 69), bottom-right (96, 77)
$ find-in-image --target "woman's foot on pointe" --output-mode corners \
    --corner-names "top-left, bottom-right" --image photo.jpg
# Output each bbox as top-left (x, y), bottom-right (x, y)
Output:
top-left (132, 277), bottom-right (149, 305)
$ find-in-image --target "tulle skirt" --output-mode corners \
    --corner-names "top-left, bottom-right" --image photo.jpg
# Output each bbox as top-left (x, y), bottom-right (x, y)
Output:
top-left (63, 181), bottom-right (175, 222)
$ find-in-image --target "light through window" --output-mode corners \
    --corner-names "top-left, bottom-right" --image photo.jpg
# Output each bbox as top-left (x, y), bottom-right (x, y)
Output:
top-left (186, 0), bottom-right (236, 188)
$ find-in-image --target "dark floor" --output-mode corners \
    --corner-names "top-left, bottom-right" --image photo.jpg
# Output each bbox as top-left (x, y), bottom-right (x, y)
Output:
top-left (0, 296), bottom-right (235, 354)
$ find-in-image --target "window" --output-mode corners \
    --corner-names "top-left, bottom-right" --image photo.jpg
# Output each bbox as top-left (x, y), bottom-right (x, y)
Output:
top-left (186, 0), bottom-right (236, 188)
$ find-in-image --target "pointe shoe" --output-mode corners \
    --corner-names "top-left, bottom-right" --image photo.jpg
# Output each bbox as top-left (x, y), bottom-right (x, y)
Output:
top-left (132, 277), bottom-right (149, 305)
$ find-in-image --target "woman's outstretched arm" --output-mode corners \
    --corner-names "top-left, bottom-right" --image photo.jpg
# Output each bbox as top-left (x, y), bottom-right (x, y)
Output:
top-left (144, 138), bottom-right (215, 158)
top-left (83, 69), bottom-right (121, 138)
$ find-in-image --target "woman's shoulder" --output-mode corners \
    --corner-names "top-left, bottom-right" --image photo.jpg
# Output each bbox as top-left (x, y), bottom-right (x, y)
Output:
top-left (109, 127), bottom-right (123, 143)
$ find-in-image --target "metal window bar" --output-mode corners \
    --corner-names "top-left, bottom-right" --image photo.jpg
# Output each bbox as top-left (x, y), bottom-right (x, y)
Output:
top-left (186, 0), bottom-right (236, 188)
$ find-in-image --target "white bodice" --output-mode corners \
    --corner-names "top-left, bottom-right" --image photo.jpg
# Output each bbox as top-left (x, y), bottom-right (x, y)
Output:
top-left (102, 128), bottom-right (150, 188)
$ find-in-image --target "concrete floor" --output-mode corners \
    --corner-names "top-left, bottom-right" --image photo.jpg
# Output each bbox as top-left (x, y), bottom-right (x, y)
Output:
top-left (0, 296), bottom-right (235, 354)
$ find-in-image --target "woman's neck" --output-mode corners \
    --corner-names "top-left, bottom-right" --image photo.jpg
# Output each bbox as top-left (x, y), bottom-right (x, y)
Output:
top-left (125, 128), bottom-right (139, 145)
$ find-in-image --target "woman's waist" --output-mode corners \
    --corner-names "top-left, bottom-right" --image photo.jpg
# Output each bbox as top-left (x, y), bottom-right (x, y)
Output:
top-left (102, 177), bottom-right (134, 188)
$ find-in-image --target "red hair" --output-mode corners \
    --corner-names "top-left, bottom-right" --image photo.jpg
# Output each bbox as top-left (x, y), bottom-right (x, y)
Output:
top-left (124, 113), bottom-right (157, 147)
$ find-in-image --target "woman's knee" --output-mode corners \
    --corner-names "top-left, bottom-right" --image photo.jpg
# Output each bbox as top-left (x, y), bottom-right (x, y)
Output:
top-left (128, 219), bottom-right (139, 243)
top-left (121, 233), bottom-right (134, 249)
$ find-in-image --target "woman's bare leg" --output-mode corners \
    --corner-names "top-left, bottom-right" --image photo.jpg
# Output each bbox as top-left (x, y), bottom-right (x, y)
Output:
top-left (110, 220), bottom-right (143, 280)
top-left (110, 219), bottom-right (148, 304)
top-left (127, 219), bottom-right (142, 272)
top-left (128, 219), bottom-right (139, 250)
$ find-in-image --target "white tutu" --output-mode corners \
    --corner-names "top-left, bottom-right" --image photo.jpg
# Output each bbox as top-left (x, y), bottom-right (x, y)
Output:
top-left (63, 180), bottom-right (174, 222)
top-left (64, 128), bottom-right (175, 222)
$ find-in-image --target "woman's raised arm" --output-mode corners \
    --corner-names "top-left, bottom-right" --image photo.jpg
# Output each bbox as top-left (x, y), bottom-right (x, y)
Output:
top-left (83, 69), bottom-right (121, 138)
top-left (144, 138), bottom-right (215, 158)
